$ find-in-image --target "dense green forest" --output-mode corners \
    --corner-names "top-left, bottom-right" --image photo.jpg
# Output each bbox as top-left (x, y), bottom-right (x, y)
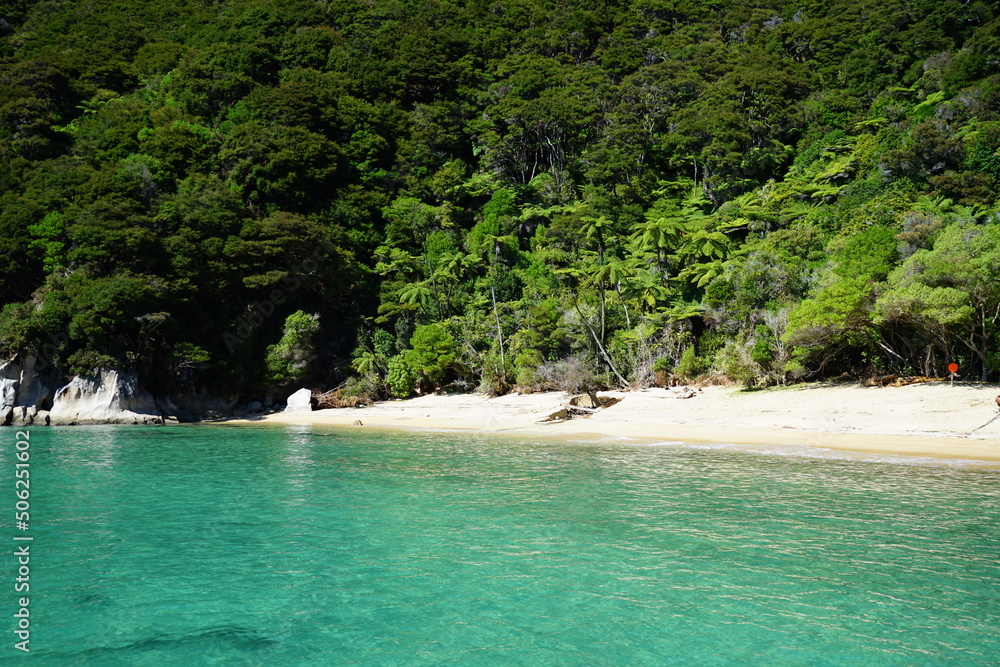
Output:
top-left (2, 0), bottom-right (1000, 404)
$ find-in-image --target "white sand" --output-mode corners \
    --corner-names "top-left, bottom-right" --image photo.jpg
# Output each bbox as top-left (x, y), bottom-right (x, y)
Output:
top-left (247, 382), bottom-right (1000, 464)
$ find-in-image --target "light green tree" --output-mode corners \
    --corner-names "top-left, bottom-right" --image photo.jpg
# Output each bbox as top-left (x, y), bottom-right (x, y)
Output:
top-left (405, 323), bottom-right (458, 386)
top-left (266, 311), bottom-right (320, 382)
top-left (875, 222), bottom-right (1000, 380)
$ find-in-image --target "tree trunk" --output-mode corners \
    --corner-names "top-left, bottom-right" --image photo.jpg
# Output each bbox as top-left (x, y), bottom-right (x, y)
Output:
top-left (491, 285), bottom-right (506, 380)
top-left (573, 297), bottom-right (628, 387)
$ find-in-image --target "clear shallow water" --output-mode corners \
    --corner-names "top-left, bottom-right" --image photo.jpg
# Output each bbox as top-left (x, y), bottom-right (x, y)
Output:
top-left (4, 425), bottom-right (999, 665)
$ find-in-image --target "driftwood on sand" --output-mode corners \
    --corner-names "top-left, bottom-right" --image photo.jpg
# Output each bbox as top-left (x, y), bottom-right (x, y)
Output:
top-left (539, 387), bottom-right (705, 423)
top-left (664, 386), bottom-right (698, 399)
top-left (539, 392), bottom-right (621, 423)
top-left (862, 374), bottom-right (946, 388)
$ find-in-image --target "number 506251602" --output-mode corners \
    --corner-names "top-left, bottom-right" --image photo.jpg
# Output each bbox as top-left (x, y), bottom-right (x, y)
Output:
top-left (14, 431), bottom-right (30, 527)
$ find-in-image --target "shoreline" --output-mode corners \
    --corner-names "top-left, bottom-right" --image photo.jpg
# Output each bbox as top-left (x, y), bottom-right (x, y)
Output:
top-left (235, 382), bottom-right (1000, 466)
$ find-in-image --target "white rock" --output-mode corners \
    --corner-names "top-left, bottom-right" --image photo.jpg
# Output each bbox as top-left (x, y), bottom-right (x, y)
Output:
top-left (283, 388), bottom-right (314, 412)
top-left (10, 406), bottom-right (35, 426)
top-left (49, 369), bottom-right (162, 425)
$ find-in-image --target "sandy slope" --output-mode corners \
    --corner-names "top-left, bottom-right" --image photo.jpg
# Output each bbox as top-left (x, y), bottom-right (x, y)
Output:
top-left (247, 382), bottom-right (1000, 463)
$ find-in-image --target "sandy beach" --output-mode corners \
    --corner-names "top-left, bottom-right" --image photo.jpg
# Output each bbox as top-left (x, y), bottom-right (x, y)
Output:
top-left (247, 382), bottom-right (1000, 464)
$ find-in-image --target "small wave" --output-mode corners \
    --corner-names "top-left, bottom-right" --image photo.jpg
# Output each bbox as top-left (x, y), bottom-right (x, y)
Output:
top-left (621, 439), bottom-right (689, 447)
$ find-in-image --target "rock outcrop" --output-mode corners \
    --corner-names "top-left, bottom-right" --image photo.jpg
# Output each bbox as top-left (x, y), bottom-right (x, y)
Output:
top-left (0, 356), bottom-right (56, 426)
top-left (568, 392), bottom-right (621, 409)
top-left (15, 355), bottom-right (54, 417)
top-left (0, 355), bottom-right (275, 425)
top-left (49, 369), bottom-right (164, 425)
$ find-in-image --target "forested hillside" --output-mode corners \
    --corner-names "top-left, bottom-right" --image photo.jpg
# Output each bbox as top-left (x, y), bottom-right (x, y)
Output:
top-left (2, 0), bottom-right (1000, 403)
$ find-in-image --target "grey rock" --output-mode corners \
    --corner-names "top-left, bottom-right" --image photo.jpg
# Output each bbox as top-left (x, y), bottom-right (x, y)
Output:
top-left (0, 357), bottom-right (21, 383)
top-left (17, 355), bottom-right (52, 412)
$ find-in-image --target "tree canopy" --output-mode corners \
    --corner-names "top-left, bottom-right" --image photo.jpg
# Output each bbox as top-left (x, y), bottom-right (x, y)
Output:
top-left (2, 0), bottom-right (1000, 401)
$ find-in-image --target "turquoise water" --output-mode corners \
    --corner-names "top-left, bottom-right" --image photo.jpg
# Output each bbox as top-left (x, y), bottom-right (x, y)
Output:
top-left (3, 425), bottom-right (999, 665)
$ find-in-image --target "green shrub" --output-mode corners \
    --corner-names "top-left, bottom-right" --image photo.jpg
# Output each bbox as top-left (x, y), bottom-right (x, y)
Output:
top-left (513, 349), bottom-right (543, 391)
top-left (266, 311), bottom-right (319, 382)
top-left (651, 356), bottom-right (673, 373)
top-left (715, 339), bottom-right (763, 386)
top-left (674, 345), bottom-right (701, 381)
top-left (66, 350), bottom-right (118, 377)
top-left (405, 322), bottom-right (457, 385)
top-left (477, 351), bottom-right (510, 395)
top-left (386, 354), bottom-right (417, 398)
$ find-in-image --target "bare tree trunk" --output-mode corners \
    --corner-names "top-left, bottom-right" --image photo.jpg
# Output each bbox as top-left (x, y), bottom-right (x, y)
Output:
top-left (873, 336), bottom-right (907, 368)
top-left (491, 285), bottom-right (506, 380)
top-left (573, 297), bottom-right (628, 387)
